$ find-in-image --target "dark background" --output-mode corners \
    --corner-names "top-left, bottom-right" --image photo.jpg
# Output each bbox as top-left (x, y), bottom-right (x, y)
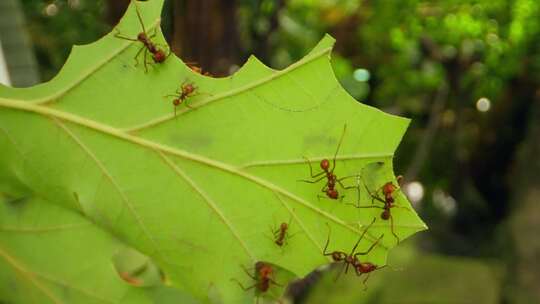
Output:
top-left (3, 0), bottom-right (540, 303)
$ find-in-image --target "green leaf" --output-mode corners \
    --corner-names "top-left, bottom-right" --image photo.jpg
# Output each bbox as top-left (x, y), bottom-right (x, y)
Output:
top-left (0, 0), bottom-right (427, 302)
top-left (0, 194), bottom-right (198, 304)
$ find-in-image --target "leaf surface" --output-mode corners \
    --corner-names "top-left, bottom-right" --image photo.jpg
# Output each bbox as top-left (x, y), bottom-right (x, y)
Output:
top-left (0, 194), bottom-right (198, 304)
top-left (0, 1), bottom-right (427, 302)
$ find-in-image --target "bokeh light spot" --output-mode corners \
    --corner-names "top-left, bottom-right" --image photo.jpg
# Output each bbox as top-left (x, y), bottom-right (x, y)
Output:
top-left (404, 181), bottom-right (424, 205)
top-left (476, 97), bottom-right (491, 112)
top-left (44, 4), bottom-right (59, 16)
top-left (353, 68), bottom-right (370, 82)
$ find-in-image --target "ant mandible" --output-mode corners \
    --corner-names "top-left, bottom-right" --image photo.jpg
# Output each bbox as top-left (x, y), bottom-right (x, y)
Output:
top-left (165, 80), bottom-right (199, 116)
top-left (323, 218), bottom-right (384, 281)
top-left (232, 261), bottom-right (282, 302)
top-left (354, 173), bottom-right (407, 244)
top-left (114, 1), bottom-right (170, 72)
top-left (299, 125), bottom-right (356, 201)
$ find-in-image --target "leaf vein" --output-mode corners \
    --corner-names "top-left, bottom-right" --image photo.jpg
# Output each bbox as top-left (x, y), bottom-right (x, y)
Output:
top-left (0, 99), bottom-right (403, 244)
top-left (0, 246), bottom-right (64, 304)
top-left (51, 118), bottom-right (166, 261)
top-left (157, 151), bottom-right (256, 261)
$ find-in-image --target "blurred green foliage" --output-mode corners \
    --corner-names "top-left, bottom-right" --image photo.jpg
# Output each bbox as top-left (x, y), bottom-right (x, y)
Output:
top-left (21, 0), bottom-right (110, 80)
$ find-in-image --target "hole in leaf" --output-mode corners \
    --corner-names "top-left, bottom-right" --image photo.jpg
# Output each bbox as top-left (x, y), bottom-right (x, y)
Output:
top-left (112, 246), bottom-right (164, 287)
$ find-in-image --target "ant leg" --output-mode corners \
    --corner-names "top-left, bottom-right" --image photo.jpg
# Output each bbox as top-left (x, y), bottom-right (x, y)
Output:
top-left (354, 233), bottom-right (384, 257)
top-left (114, 29), bottom-right (138, 41)
top-left (269, 278), bottom-right (283, 287)
top-left (323, 223), bottom-right (332, 256)
top-left (301, 156), bottom-right (325, 179)
top-left (333, 262), bottom-right (347, 282)
top-left (230, 279), bottom-right (256, 291)
top-left (133, 47), bottom-right (144, 66)
top-left (363, 179), bottom-right (386, 205)
top-left (299, 175), bottom-right (326, 184)
top-left (349, 218), bottom-right (376, 255)
top-left (347, 203), bottom-right (384, 210)
top-left (114, 34), bottom-right (138, 42)
top-left (322, 224), bottom-right (348, 259)
top-left (143, 50), bottom-right (149, 73)
top-left (184, 99), bottom-right (194, 109)
top-left (317, 194), bottom-right (328, 202)
top-left (267, 224), bottom-right (280, 244)
top-left (336, 175), bottom-right (359, 190)
top-left (330, 124), bottom-right (347, 172)
top-left (148, 27), bottom-right (157, 39)
top-left (393, 202), bottom-right (412, 212)
top-left (389, 214), bottom-right (400, 244)
top-left (320, 183), bottom-right (329, 194)
top-left (240, 264), bottom-right (257, 281)
top-left (362, 274), bottom-right (371, 291)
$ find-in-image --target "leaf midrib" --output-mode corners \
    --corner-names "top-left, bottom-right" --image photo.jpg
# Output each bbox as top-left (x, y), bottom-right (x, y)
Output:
top-left (0, 98), bottom-right (410, 246)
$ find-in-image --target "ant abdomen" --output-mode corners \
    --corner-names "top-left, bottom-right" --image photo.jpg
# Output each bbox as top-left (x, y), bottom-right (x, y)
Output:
top-left (327, 189), bottom-right (339, 199)
top-left (356, 262), bottom-right (377, 274)
top-left (153, 51), bottom-right (167, 63)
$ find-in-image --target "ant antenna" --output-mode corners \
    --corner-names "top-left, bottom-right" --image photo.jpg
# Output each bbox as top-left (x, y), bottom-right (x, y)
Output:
top-left (350, 217), bottom-right (376, 254)
top-left (133, 0), bottom-right (147, 34)
top-left (331, 124), bottom-right (347, 170)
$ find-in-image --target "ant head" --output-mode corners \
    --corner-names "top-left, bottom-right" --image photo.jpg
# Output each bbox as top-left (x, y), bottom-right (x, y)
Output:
top-left (327, 189), bottom-right (339, 199)
top-left (153, 50), bottom-right (167, 63)
top-left (320, 159), bottom-right (330, 170)
top-left (280, 222), bottom-right (288, 230)
top-left (183, 83), bottom-right (196, 93)
top-left (381, 209), bottom-right (390, 220)
top-left (382, 182), bottom-right (397, 195)
top-left (137, 32), bottom-right (147, 41)
top-left (357, 262), bottom-right (377, 274)
top-left (332, 252), bottom-right (345, 262)
top-left (258, 265), bottom-right (273, 278)
top-left (173, 99), bottom-right (181, 106)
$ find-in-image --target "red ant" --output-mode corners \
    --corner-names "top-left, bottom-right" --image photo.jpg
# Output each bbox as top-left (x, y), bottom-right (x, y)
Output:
top-left (187, 62), bottom-right (212, 76)
top-left (232, 262), bottom-right (282, 302)
top-left (354, 173), bottom-right (407, 244)
top-left (270, 217), bottom-right (297, 247)
top-left (323, 218), bottom-right (384, 284)
top-left (164, 80), bottom-right (199, 116)
top-left (114, 1), bottom-right (170, 72)
top-left (354, 261), bottom-right (386, 289)
top-left (273, 222), bottom-right (289, 247)
top-left (300, 125), bottom-right (356, 200)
